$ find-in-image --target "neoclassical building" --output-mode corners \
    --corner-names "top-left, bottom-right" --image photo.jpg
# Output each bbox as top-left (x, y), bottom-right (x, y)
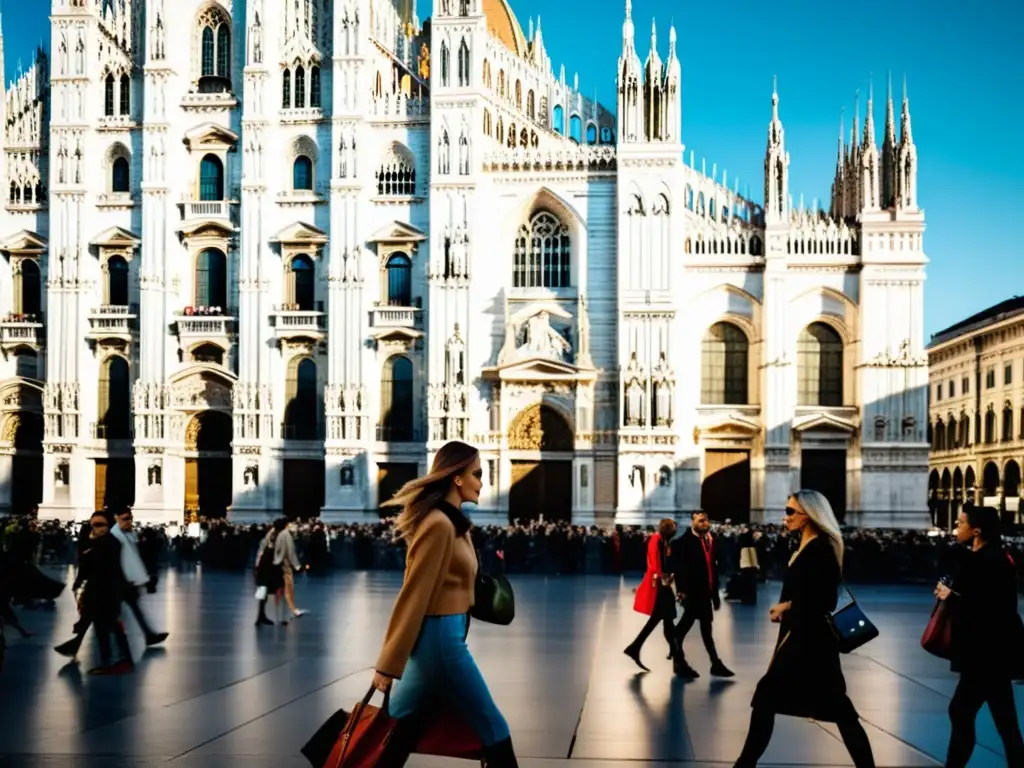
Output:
top-left (0, 0), bottom-right (930, 527)
top-left (928, 297), bottom-right (1024, 529)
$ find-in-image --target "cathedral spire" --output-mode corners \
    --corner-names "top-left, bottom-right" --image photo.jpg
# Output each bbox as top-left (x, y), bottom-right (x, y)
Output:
top-left (643, 18), bottom-right (663, 141)
top-left (617, 0), bottom-right (644, 143)
top-left (896, 75), bottom-right (918, 210)
top-left (662, 22), bottom-right (682, 143)
top-left (859, 77), bottom-right (879, 210)
top-left (881, 72), bottom-right (898, 208)
top-left (764, 78), bottom-right (789, 224)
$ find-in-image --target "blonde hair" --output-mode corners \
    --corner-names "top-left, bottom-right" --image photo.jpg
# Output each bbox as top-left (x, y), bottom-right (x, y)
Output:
top-left (380, 440), bottom-right (479, 540)
top-left (791, 489), bottom-right (845, 568)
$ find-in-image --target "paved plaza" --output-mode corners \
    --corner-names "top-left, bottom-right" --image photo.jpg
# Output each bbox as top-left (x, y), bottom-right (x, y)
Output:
top-left (0, 568), bottom-right (1019, 767)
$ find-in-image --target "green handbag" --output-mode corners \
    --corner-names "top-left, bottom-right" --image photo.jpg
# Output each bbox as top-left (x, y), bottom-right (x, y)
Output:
top-left (471, 573), bottom-right (515, 625)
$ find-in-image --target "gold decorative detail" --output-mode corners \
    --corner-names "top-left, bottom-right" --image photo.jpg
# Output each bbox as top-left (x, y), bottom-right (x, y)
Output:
top-left (184, 416), bottom-right (201, 450)
top-left (418, 45), bottom-right (430, 80)
top-left (693, 426), bottom-right (701, 445)
top-left (507, 405), bottom-right (573, 451)
top-left (2, 414), bottom-right (19, 443)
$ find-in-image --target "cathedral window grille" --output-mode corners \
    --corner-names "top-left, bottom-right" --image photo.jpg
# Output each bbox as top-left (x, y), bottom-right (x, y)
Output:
top-left (527, 90), bottom-right (535, 119)
top-left (282, 69), bottom-right (291, 107)
top-left (569, 114), bottom-right (582, 143)
top-left (310, 66), bottom-right (321, 107)
top-left (198, 7), bottom-right (232, 84)
top-left (104, 74), bottom-right (116, 116)
top-left (379, 355), bottom-right (414, 442)
top-left (385, 253), bottom-right (412, 306)
top-left (552, 105), bottom-right (564, 134)
top-left (15, 259), bottom-right (41, 315)
top-left (513, 211), bottom-right (571, 289)
top-left (98, 355), bottom-right (131, 440)
top-left (285, 357), bottom-right (320, 440)
top-left (701, 322), bottom-right (748, 405)
top-left (440, 43), bottom-right (450, 86)
top-left (105, 255), bottom-right (130, 306)
top-left (586, 124), bottom-right (597, 144)
top-left (295, 66), bottom-right (306, 108)
top-left (119, 75), bottom-right (130, 116)
top-left (287, 254), bottom-right (315, 310)
top-left (457, 40), bottom-right (470, 87)
top-left (199, 154), bottom-right (225, 201)
top-left (111, 157), bottom-right (130, 193)
top-left (293, 156), bottom-right (313, 191)
top-left (797, 322), bottom-right (843, 407)
top-left (375, 143), bottom-right (415, 196)
top-left (195, 248), bottom-right (228, 308)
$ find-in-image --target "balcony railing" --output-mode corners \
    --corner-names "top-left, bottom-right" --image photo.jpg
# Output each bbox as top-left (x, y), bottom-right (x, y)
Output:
top-left (175, 309), bottom-right (236, 338)
top-left (0, 312), bottom-right (44, 347)
top-left (181, 200), bottom-right (232, 220)
top-left (88, 304), bottom-right (137, 336)
top-left (270, 304), bottom-right (327, 337)
top-left (376, 425), bottom-right (423, 443)
top-left (370, 305), bottom-right (421, 329)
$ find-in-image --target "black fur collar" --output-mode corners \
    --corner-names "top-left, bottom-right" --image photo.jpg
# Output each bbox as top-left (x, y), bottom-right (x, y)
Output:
top-left (436, 499), bottom-right (472, 537)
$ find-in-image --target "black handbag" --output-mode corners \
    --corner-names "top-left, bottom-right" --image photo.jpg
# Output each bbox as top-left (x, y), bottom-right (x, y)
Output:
top-left (470, 573), bottom-right (515, 625)
top-left (827, 584), bottom-right (879, 653)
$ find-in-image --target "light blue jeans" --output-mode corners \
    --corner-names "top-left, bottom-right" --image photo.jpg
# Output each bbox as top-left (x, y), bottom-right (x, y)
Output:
top-left (389, 613), bottom-right (510, 746)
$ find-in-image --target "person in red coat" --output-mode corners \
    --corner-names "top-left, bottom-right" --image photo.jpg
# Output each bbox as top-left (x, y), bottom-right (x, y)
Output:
top-left (624, 519), bottom-right (677, 671)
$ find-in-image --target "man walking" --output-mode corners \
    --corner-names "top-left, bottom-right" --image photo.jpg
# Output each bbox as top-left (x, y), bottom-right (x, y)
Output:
top-left (112, 509), bottom-right (168, 647)
top-left (670, 510), bottom-right (734, 679)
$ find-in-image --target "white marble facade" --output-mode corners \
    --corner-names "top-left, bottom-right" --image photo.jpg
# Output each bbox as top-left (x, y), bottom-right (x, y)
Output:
top-left (0, 0), bottom-right (930, 528)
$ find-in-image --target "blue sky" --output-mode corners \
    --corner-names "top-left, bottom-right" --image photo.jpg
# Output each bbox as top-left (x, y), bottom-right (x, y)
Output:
top-left (3, 0), bottom-right (1020, 338)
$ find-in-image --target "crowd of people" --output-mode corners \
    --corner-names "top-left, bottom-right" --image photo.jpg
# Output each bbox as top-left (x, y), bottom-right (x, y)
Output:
top-left (4, 513), bottom-right (1023, 591)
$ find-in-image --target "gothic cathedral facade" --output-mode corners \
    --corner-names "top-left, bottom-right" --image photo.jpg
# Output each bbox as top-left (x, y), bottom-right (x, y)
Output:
top-left (0, 0), bottom-right (929, 527)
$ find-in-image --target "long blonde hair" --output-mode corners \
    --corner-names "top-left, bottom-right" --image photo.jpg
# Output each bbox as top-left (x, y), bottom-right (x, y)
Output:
top-left (792, 489), bottom-right (845, 568)
top-left (381, 440), bottom-right (479, 540)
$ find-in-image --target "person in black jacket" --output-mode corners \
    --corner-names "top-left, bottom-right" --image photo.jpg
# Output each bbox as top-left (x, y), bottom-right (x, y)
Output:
top-left (934, 505), bottom-right (1024, 767)
top-left (733, 490), bottom-right (875, 768)
top-left (54, 511), bottom-right (133, 675)
top-left (670, 511), bottom-right (733, 679)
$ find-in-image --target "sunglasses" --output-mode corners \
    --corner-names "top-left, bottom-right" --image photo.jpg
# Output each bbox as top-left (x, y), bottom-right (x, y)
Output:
top-left (91, 522), bottom-right (108, 529)
top-left (784, 506), bottom-right (804, 517)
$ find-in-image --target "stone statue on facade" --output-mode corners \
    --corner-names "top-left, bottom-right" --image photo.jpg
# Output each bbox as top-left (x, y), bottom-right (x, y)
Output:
top-left (520, 311), bottom-right (571, 361)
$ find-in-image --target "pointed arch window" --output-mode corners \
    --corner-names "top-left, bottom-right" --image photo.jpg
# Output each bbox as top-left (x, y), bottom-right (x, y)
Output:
top-left (310, 66), bottom-right (321, 107)
top-left (1003, 404), bottom-right (1014, 442)
top-left (104, 74), bottom-right (116, 116)
top-left (797, 322), bottom-right (843, 406)
top-left (16, 259), bottom-right (41, 316)
top-left (288, 254), bottom-right (315, 310)
top-left (552, 105), bottom-right (564, 134)
top-left (482, 59), bottom-right (491, 88)
top-left (385, 253), bottom-right (412, 306)
top-left (569, 114), bottom-right (582, 143)
top-left (216, 24), bottom-right (230, 77)
top-left (586, 124), bottom-right (597, 144)
top-left (440, 43), bottom-right (450, 86)
top-left (98, 355), bottom-right (131, 440)
top-left (527, 90), bottom-right (535, 119)
top-left (105, 255), bottom-right (130, 306)
top-left (285, 357), bottom-right (320, 440)
top-left (483, 109), bottom-right (492, 136)
top-left (380, 355), bottom-right (414, 442)
top-left (119, 74), bottom-right (130, 116)
top-left (515, 80), bottom-right (522, 109)
top-left (701, 322), bottom-right (749, 405)
top-left (295, 66), bottom-right (306, 108)
top-left (293, 155), bottom-right (313, 191)
top-left (985, 407), bottom-right (995, 443)
top-left (282, 69), bottom-right (292, 108)
top-left (195, 248), bottom-right (227, 308)
top-left (111, 157), bottom-right (130, 193)
top-left (457, 39), bottom-right (470, 87)
top-left (199, 154), bottom-right (224, 201)
top-left (198, 8), bottom-right (232, 84)
top-left (513, 211), bottom-right (571, 289)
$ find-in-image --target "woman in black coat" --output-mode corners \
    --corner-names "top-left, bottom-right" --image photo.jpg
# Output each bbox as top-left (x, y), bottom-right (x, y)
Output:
top-left (733, 490), bottom-right (875, 768)
top-left (934, 505), bottom-right (1024, 767)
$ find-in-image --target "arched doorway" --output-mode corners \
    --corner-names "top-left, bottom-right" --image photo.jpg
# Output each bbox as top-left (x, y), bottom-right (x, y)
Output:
top-left (184, 410), bottom-right (233, 518)
top-left (938, 468), bottom-right (952, 529)
top-left (982, 461), bottom-right (1000, 501)
top-left (1003, 460), bottom-right (1020, 524)
top-left (964, 466), bottom-right (977, 506)
top-left (9, 412), bottom-right (42, 514)
top-left (507, 404), bottom-right (573, 523)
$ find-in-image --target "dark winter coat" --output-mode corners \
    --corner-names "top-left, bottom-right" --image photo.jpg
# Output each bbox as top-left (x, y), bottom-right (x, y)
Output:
top-left (73, 533), bottom-right (125, 624)
top-left (750, 535), bottom-right (858, 722)
top-left (670, 528), bottom-right (721, 618)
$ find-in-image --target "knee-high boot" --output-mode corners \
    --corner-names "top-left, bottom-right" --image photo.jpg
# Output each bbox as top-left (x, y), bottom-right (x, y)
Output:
top-left (481, 737), bottom-right (519, 767)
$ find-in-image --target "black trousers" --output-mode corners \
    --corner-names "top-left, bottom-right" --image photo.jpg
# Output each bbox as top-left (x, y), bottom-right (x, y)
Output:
top-left (946, 670), bottom-right (1024, 768)
top-left (122, 587), bottom-right (155, 637)
top-left (629, 586), bottom-right (676, 653)
top-left (674, 599), bottom-right (720, 664)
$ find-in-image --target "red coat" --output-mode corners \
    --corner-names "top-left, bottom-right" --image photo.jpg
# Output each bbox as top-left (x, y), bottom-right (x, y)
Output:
top-left (633, 532), bottom-right (668, 615)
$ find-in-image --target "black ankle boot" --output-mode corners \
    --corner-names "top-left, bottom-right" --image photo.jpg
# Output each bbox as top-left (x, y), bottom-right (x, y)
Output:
top-left (481, 737), bottom-right (518, 767)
